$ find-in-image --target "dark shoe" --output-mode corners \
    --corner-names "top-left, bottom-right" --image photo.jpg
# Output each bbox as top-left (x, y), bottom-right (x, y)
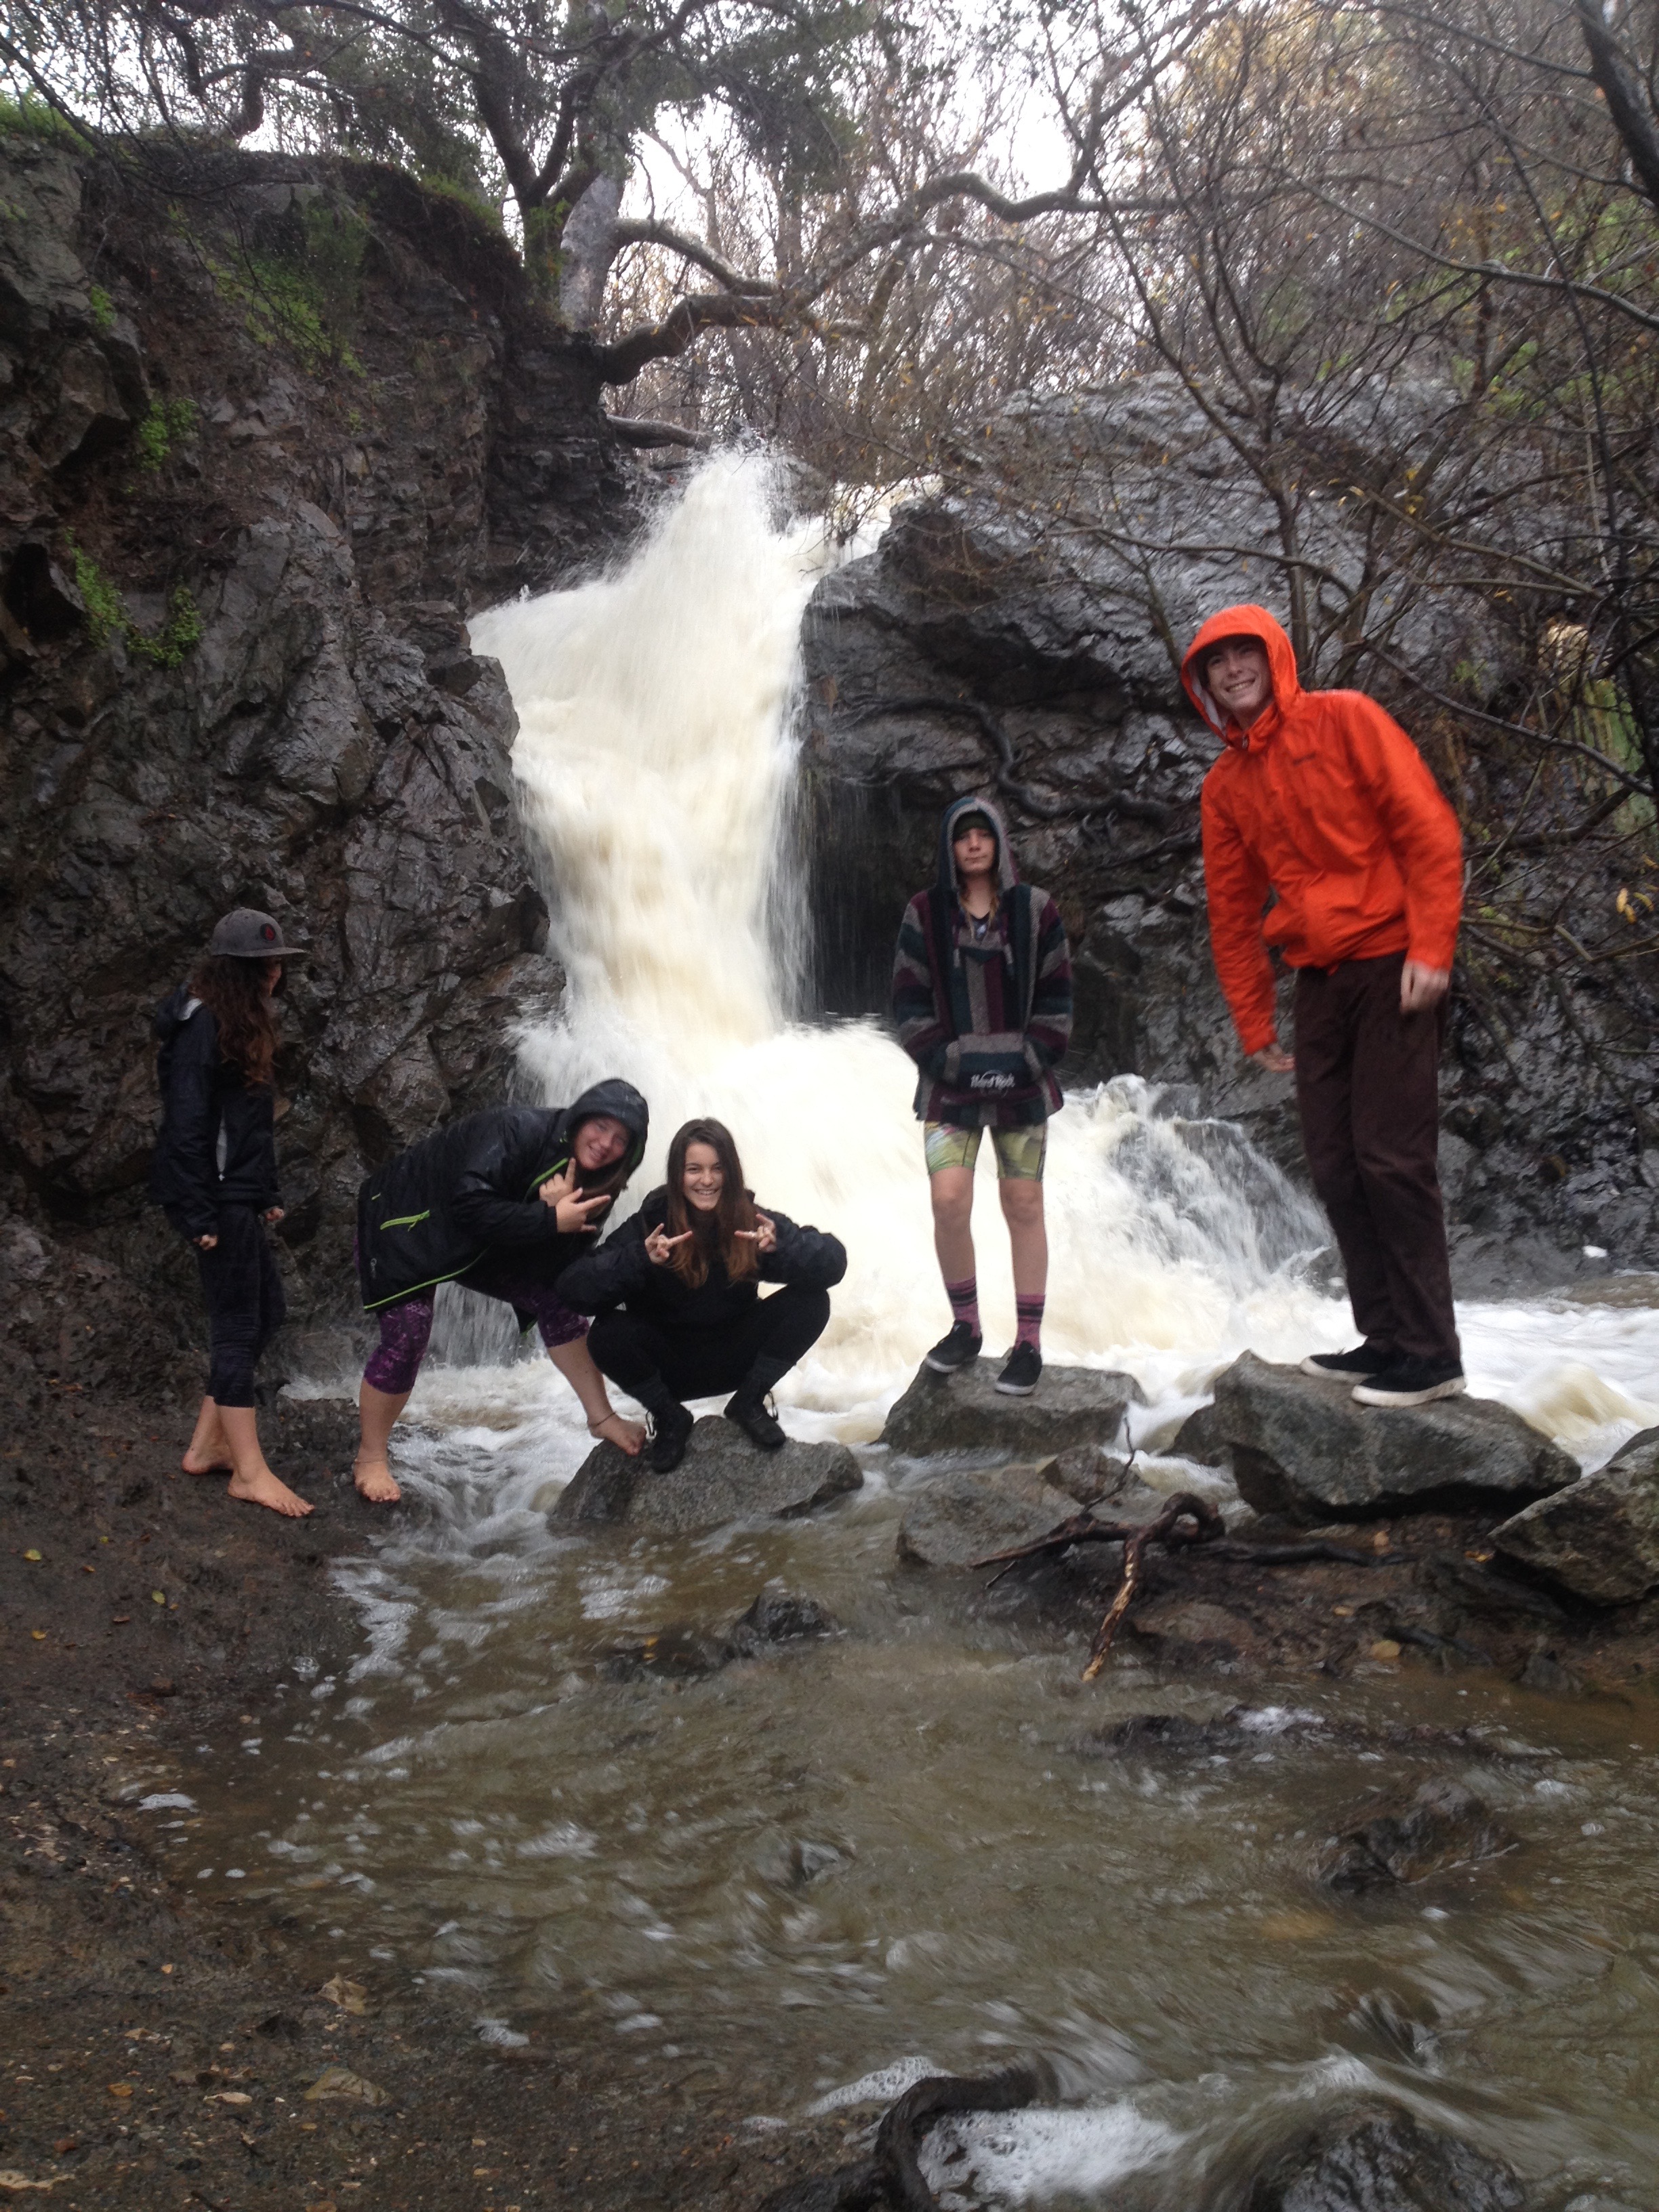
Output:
top-left (647, 1399), bottom-right (695, 1471)
top-left (725, 1389), bottom-right (786, 1452)
top-left (924, 1322), bottom-right (983, 1374)
top-left (1352, 1358), bottom-right (1467, 1409)
top-left (1300, 1343), bottom-right (1397, 1383)
top-left (995, 1343), bottom-right (1043, 1396)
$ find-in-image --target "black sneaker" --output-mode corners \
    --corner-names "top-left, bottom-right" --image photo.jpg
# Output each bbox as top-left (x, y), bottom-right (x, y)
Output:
top-left (995, 1343), bottom-right (1043, 1396)
top-left (647, 1400), bottom-right (695, 1471)
top-left (924, 1322), bottom-right (983, 1374)
top-left (725, 1389), bottom-right (786, 1452)
top-left (1300, 1344), bottom-right (1397, 1383)
top-left (1352, 1358), bottom-right (1467, 1409)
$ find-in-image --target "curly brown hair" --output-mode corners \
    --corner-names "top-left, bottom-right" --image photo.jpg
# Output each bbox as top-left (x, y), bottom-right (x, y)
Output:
top-left (188, 955), bottom-right (280, 1088)
top-left (663, 1118), bottom-right (758, 1287)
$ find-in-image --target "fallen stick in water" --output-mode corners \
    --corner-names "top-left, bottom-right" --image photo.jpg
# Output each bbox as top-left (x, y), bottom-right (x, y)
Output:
top-left (971, 1492), bottom-right (1223, 1678)
top-left (970, 1498), bottom-right (1403, 1679)
top-left (756, 2066), bottom-right (1041, 2211)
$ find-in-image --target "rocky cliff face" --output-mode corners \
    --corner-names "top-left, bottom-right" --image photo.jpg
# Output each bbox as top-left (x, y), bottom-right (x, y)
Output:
top-left (800, 383), bottom-right (1659, 1286)
top-left (0, 136), bottom-right (637, 1399)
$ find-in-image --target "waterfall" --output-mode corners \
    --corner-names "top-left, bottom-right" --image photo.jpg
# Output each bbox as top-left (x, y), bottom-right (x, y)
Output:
top-left (465, 451), bottom-right (1345, 1431)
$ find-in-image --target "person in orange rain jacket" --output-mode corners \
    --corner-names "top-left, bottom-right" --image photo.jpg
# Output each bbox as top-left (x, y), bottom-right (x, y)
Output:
top-left (1183, 604), bottom-right (1466, 1409)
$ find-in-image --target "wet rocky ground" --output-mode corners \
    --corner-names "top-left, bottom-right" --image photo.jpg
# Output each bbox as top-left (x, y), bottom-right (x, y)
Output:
top-left (0, 1386), bottom-right (854, 2210)
top-left (8, 1372), bottom-right (1659, 2211)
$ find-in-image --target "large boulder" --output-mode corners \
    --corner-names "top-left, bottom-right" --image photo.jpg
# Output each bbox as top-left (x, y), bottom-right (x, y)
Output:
top-left (880, 1358), bottom-right (1144, 1460)
top-left (552, 1417), bottom-right (861, 1535)
top-left (1212, 1353), bottom-right (1578, 1521)
top-left (1492, 1425), bottom-right (1659, 1603)
top-left (1314, 1778), bottom-right (1516, 1893)
top-left (1244, 2101), bottom-right (1523, 2212)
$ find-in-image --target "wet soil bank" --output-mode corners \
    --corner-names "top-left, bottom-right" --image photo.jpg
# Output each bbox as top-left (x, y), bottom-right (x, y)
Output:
top-left (0, 1385), bottom-right (852, 2210)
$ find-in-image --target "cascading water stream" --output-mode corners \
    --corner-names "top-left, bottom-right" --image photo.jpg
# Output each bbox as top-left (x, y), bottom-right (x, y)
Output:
top-left (146, 452), bottom-right (1659, 2208)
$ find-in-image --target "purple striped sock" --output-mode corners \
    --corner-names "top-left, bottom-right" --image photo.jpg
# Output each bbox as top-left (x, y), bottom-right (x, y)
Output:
top-left (945, 1275), bottom-right (980, 1336)
top-left (1015, 1293), bottom-right (1045, 1350)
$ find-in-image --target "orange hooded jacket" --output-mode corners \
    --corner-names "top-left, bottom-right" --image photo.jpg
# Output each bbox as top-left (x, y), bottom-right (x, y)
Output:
top-left (1183, 605), bottom-right (1463, 1056)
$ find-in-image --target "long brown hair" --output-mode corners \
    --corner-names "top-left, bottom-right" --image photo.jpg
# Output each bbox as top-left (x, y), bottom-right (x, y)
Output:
top-left (663, 1118), bottom-right (758, 1286)
top-left (189, 955), bottom-right (279, 1088)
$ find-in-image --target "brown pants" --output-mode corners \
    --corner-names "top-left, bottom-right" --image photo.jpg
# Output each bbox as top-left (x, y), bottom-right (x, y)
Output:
top-left (1293, 952), bottom-right (1460, 1368)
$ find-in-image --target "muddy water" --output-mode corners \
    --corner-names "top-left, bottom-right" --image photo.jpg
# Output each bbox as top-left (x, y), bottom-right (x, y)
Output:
top-left (148, 1351), bottom-right (1659, 2211)
top-left (146, 452), bottom-right (1659, 2203)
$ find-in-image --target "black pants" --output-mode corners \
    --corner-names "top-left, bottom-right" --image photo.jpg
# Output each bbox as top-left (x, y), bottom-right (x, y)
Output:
top-left (194, 1204), bottom-right (286, 1407)
top-left (1294, 952), bottom-right (1459, 1368)
top-left (588, 1284), bottom-right (831, 1406)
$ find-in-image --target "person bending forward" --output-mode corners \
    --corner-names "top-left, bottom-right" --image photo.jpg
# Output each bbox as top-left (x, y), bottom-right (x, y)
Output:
top-left (892, 794), bottom-right (1072, 1397)
top-left (354, 1080), bottom-right (651, 1500)
top-left (557, 1118), bottom-right (846, 1473)
top-left (1184, 604), bottom-right (1465, 1408)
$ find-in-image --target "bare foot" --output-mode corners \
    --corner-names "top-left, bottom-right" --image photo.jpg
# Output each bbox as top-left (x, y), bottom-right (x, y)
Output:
top-left (181, 1452), bottom-right (232, 1476)
top-left (589, 1412), bottom-right (646, 1456)
top-left (353, 1458), bottom-right (403, 1504)
top-left (226, 1467), bottom-right (314, 1518)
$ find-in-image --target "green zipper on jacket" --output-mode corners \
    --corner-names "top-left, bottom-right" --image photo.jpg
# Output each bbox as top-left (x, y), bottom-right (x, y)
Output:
top-left (361, 1154), bottom-right (574, 1311)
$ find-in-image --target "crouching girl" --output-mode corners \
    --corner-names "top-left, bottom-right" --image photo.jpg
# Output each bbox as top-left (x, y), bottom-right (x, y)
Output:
top-left (556, 1118), bottom-right (846, 1473)
top-left (353, 1080), bottom-right (649, 1502)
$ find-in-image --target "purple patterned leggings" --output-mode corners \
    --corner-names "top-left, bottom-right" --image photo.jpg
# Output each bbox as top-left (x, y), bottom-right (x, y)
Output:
top-left (363, 1277), bottom-right (589, 1395)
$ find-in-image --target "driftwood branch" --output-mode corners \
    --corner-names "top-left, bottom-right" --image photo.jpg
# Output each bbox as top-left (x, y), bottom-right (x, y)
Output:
top-left (971, 1491), bottom-right (1223, 1678)
top-left (972, 1498), bottom-right (1402, 1679)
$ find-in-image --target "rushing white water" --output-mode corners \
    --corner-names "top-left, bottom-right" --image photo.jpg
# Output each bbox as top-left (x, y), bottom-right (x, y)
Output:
top-left (464, 451), bottom-right (1658, 1459)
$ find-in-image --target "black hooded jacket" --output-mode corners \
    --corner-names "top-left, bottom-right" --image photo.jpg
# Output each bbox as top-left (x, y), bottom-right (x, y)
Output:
top-left (556, 1187), bottom-right (846, 1333)
top-left (149, 987), bottom-right (281, 1239)
top-left (354, 1080), bottom-right (650, 1312)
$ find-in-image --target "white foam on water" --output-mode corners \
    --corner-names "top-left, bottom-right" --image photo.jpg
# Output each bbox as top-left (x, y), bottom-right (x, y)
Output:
top-left (921, 2102), bottom-right (1182, 2205)
top-left (806, 2054), bottom-right (940, 2114)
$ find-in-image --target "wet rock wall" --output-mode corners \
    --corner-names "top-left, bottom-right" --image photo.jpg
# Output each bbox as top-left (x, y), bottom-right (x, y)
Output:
top-left (0, 137), bottom-right (638, 1398)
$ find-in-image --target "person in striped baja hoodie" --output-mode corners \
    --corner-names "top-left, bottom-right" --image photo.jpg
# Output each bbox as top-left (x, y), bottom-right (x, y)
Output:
top-left (891, 794), bottom-right (1072, 1395)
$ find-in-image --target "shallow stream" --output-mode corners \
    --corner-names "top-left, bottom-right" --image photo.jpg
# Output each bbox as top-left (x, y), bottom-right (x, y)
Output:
top-left (140, 454), bottom-right (1659, 2205)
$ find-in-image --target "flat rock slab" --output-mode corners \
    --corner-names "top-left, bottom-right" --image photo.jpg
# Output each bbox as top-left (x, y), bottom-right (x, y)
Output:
top-left (1212, 1351), bottom-right (1578, 1521)
top-left (552, 1418), bottom-right (861, 1536)
top-left (897, 1465), bottom-right (1079, 1570)
top-left (880, 1358), bottom-right (1145, 1460)
top-left (1493, 1426), bottom-right (1659, 1604)
top-left (897, 1466), bottom-right (1170, 1570)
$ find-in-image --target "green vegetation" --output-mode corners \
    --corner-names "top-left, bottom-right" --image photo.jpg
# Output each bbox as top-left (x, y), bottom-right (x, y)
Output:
top-left (134, 396), bottom-right (198, 472)
top-left (87, 285), bottom-right (116, 332)
top-left (0, 94), bottom-right (94, 150)
top-left (68, 543), bottom-right (203, 669)
top-left (206, 199), bottom-right (368, 375)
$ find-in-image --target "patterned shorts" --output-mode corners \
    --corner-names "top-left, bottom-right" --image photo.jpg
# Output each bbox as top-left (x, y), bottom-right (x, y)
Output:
top-left (922, 1121), bottom-right (1048, 1182)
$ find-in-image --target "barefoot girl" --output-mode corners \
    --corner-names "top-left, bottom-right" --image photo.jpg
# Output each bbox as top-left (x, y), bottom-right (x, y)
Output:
top-left (557, 1117), bottom-right (846, 1473)
top-left (352, 1080), bottom-right (650, 1502)
top-left (151, 907), bottom-right (312, 1518)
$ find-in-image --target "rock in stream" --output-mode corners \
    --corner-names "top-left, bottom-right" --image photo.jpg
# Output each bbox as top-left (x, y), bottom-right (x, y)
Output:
top-left (1492, 1425), bottom-right (1659, 1603)
top-left (1243, 2100), bottom-right (1523, 2212)
top-left (880, 1358), bottom-right (1145, 1458)
top-left (553, 1417), bottom-right (861, 1534)
top-left (1314, 1778), bottom-right (1517, 1892)
top-left (1212, 1352), bottom-right (1578, 1521)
